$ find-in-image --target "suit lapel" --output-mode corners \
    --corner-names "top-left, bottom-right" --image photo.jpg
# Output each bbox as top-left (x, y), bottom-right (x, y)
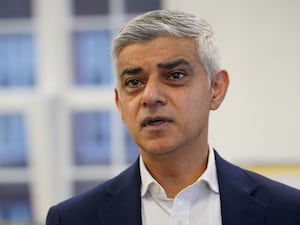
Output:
top-left (97, 159), bottom-right (142, 225)
top-left (97, 152), bottom-right (267, 225)
top-left (215, 151), bottom-right (266, 225)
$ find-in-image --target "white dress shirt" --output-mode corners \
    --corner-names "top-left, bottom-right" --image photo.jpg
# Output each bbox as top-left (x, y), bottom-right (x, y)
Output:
top-left (140, 146), bottom-right (222, 225)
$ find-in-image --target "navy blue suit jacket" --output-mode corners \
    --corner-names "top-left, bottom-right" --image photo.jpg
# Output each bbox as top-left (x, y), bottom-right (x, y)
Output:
top-left (46, 151), bottom-right (300, 225)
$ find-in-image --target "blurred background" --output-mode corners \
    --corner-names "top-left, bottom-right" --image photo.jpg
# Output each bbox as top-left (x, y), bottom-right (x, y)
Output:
top-left (0, 0), bottom-right (299, 224)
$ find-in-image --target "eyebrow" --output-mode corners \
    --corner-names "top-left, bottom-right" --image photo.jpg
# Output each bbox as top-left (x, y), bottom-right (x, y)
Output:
top-left (119, 58), bottom-right (191, 77)
top-left (120, 67), bottom-right (143, 77)
top-left (157, 58), bottom-right (191, 70)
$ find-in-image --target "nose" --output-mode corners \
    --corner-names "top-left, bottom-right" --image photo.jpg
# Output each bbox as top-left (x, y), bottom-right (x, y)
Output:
top-left (141, 76), bottom-right (166, 107)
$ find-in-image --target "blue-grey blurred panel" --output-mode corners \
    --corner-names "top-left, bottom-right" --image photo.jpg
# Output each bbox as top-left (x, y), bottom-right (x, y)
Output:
top-left (0, 114), bottom-right (27, 167)
top-left (73, 30), bottom-right (112, 86)
top-left (0, 34), bottom-right (35, 88)
top-left (72, 111), bottom-right (111, 165)
top-left (125, 128), bottom-right (139, 163)
top-left (0, 183), bottom-right (32, 223)
top-left (0, 0), bottom-right (32, 18)
top-left (72, 0), bottom-right (109, 16)
top-left (73, 180), bottom-right (104, 195)
top-left (125, 0), bottom-right (161, 13)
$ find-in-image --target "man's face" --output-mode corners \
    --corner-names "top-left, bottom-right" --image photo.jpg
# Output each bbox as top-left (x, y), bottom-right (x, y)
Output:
top-left (115, 36), bottom-right (227, 157)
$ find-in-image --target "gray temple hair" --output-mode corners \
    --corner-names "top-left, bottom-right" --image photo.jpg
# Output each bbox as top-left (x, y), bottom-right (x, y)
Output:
top-left (111, 9), bottom-right (221, 78)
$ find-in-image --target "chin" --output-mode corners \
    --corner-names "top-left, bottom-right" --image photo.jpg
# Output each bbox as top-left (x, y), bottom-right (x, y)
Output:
top-left (140, 144), bottom-right (177, 157)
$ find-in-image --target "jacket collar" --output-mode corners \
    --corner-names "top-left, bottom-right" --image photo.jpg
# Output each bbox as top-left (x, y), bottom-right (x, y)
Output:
top-left (215, 150), bottom-right (266, 225)
top-left (97, 152), bottom-right (266, 225)
top-left (97, 159), bottom-right (142, 225)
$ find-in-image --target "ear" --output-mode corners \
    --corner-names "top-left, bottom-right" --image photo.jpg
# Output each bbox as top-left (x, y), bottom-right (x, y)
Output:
top-left (114, 88), bottom-right (124, 122)
top-left (210, 70), bottom-right (229, 110)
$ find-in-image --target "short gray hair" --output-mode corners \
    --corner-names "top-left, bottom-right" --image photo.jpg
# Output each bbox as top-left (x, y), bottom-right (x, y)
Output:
top-left (111, 10), bottom-right (221, 78)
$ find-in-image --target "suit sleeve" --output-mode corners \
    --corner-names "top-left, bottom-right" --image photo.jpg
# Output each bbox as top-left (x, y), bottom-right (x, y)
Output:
top-left (46, 206), bottom-right (61, 225)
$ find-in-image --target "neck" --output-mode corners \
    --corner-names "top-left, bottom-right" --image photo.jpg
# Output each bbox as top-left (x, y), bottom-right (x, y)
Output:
top-left (141, 144), bottom-right (209, 198)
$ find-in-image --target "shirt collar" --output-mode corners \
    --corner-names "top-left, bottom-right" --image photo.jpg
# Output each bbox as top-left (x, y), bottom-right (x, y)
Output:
top-left (140, 155), bottom-right (161, 197)
top-left (140, 145), bottom-right (219, 198)
top-left (200, 146), bottom-right (219, 193)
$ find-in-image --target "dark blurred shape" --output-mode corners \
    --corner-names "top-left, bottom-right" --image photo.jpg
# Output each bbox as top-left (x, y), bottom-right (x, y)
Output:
top-left (0, 183), bottom-right (32, 222)
top-left (72, 111), bottom-right (111, 165)
top-left (72, 0), bottom-right (109, 16)
top-left (0, 114), bottom-right (27, 167)
top-left (73, 180), bottom-right (104, 194)
top-left (125, 0), bottom-right (161, 13)
top-left (0, 0), bottom-right (32, 18)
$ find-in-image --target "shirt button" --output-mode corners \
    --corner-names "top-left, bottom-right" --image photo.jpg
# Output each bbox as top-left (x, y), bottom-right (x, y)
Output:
top-left (151, 185), bottom-right (160, 194)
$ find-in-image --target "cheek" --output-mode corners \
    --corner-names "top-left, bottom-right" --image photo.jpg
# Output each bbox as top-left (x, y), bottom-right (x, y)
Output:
top-left (183, 90), bottom-right (211, 117)
top-left (119, 98), bottom-right (140, 124)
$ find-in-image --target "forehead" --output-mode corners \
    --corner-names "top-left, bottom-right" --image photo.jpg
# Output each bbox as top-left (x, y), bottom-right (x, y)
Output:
top-left (116, 36), bottom-right (200, 70)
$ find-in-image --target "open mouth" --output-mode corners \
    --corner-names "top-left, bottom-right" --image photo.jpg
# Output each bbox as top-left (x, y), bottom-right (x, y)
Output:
top-left (147, 119), bottom-right (164, 126)
top-left (142, 117), bottom-right (171, 127)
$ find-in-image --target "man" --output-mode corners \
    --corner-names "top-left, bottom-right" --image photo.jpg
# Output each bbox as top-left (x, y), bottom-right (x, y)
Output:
top-left (46, 10), bottom-right (300, 225)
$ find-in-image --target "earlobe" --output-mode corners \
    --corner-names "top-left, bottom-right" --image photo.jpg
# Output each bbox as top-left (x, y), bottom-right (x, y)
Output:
top-left (210, 70), bottom-right (229, 110)
top-left (114, 88), bottom-right (120, 109)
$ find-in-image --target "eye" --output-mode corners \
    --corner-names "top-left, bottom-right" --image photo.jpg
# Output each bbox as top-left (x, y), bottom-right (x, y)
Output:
top-left (125, 78), bottom-right (143, 88)
top-left (168, 71), bottom-right (185, 80)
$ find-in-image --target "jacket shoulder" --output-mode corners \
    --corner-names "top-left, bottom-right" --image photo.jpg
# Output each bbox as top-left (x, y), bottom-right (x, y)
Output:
top-left (243, 168), bottom-right (300, 203)
top-left (215, 150), bottom-right (300, 224)
top-left (46, 160), bottom-right (140, 225)
top-left (243, 168), bottom-right (300, 224)
top-left (46, 181), bottom-right (109, 225)
top-left (215, 150), bottom-right (300, 199)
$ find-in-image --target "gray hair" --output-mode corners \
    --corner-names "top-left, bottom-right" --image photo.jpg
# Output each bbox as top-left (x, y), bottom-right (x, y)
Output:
top-left (111, 9), bottom-right (221, 78)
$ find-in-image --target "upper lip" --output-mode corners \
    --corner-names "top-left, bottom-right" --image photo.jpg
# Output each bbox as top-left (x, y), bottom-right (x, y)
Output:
top-left (141, 116), bottom-right (173, 127)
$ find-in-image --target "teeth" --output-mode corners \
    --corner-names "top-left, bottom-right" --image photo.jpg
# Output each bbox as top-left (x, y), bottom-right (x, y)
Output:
top-left (149, 120), bottom-right (164, 125)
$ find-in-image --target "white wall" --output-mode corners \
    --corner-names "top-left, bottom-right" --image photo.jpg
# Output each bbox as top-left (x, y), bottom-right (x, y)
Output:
top-left (165, 0), bottom-right (300, 164)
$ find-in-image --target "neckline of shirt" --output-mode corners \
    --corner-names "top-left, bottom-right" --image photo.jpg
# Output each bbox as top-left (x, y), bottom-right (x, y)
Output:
top-left (140, 145), bottom-right (220, 199)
